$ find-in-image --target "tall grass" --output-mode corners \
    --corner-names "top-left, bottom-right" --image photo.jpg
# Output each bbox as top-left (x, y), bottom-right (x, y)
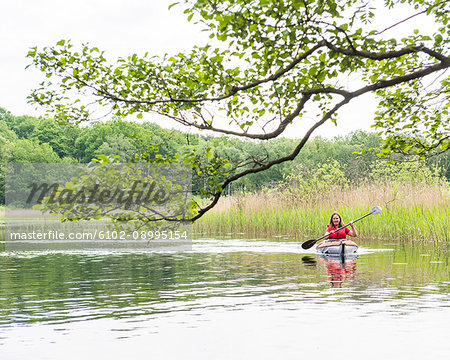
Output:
top-left (194, 182), bottom-right (449, 243)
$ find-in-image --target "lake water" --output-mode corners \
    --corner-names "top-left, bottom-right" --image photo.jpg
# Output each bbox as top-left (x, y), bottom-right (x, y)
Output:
top-left (0, 237), bottom-right (449, 359)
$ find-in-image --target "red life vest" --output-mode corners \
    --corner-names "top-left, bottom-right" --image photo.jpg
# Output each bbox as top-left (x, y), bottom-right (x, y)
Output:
top-left (326, 224), bottom-right (350, 239)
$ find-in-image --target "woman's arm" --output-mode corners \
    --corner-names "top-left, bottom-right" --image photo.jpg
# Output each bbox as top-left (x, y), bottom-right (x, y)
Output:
top-left (324, 225), bottom-right (332, 239)
top-left (347, 221), bottom-right (358, 237)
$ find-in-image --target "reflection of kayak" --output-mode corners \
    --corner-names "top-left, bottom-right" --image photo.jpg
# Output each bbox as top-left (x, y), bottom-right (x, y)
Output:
top-left (318, 254), bottom-right (357, 287)
top-left (316, 239), bottom-right (358, 256)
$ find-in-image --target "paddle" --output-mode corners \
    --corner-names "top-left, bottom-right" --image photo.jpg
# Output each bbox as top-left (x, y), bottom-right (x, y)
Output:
top-left (301, 206), bottom-right (382, 250)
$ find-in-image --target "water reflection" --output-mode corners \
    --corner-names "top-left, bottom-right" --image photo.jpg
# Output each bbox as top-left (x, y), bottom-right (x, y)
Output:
top-left (318, 255), bottom-right (357, 288)
top-left (0, 238), bottom-right (448, 360)
top-left (301, 255), bottom-right (317, 267)
top-left (0, 240), bottom-right (447, 326)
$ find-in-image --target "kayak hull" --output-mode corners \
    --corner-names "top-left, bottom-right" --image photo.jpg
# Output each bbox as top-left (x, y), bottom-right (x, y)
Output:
top-left (316, 239), bottom-right (358, 256)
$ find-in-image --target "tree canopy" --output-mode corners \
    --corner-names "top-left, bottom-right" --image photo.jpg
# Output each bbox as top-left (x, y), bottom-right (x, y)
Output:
top-left (26, 0), bottom-right (450, 220)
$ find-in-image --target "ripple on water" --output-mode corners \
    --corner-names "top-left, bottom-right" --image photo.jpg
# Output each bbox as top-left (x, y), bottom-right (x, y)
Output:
top-left (0, 238), bottom-right (448, 358)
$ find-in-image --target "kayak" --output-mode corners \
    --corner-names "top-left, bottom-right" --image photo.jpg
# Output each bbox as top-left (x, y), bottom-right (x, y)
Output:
top-left (316, 239), bottom-right (358, 256)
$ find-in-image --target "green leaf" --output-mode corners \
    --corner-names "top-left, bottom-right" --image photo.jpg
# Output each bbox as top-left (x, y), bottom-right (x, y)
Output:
top-left (65, 182), bottom-right (74, 190)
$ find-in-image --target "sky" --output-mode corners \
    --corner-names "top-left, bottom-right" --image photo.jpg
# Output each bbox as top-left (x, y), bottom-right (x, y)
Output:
top-left (0, 0), bottom-right (436, 140)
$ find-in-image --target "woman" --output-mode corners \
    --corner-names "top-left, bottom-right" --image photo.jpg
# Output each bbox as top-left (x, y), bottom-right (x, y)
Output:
top-left (325, 212), bottom-right (357, 239)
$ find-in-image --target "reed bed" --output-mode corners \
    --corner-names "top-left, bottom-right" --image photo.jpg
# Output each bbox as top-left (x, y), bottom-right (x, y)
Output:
top-left (194, 182), bottom-right (450, 243)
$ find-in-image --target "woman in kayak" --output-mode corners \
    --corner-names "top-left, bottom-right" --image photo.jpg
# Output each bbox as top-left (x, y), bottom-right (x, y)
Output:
top-left (325, 212), bottom-right (357, 239)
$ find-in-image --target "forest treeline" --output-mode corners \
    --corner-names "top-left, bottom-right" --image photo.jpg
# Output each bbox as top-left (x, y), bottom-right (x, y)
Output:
top-left (1, 107), bottom-right (449, 205)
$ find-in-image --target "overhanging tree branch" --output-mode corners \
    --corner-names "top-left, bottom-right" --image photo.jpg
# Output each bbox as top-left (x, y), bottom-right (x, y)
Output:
top-left (26, 0), bottom-right (450, 221)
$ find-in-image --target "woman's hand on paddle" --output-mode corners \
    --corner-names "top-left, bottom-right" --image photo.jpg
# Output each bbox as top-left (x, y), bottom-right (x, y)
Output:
top-left (348, 221), bottom-right (357, 237)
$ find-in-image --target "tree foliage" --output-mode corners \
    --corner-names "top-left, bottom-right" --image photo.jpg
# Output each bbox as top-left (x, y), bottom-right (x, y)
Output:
top-left (1, 107), bottom-right (449, 206)
top-left (25, 0), bottom-right (450, 219)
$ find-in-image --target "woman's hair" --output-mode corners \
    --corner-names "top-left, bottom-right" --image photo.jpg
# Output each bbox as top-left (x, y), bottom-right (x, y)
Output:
top-left (329, 212), bottom-right (344, 229)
